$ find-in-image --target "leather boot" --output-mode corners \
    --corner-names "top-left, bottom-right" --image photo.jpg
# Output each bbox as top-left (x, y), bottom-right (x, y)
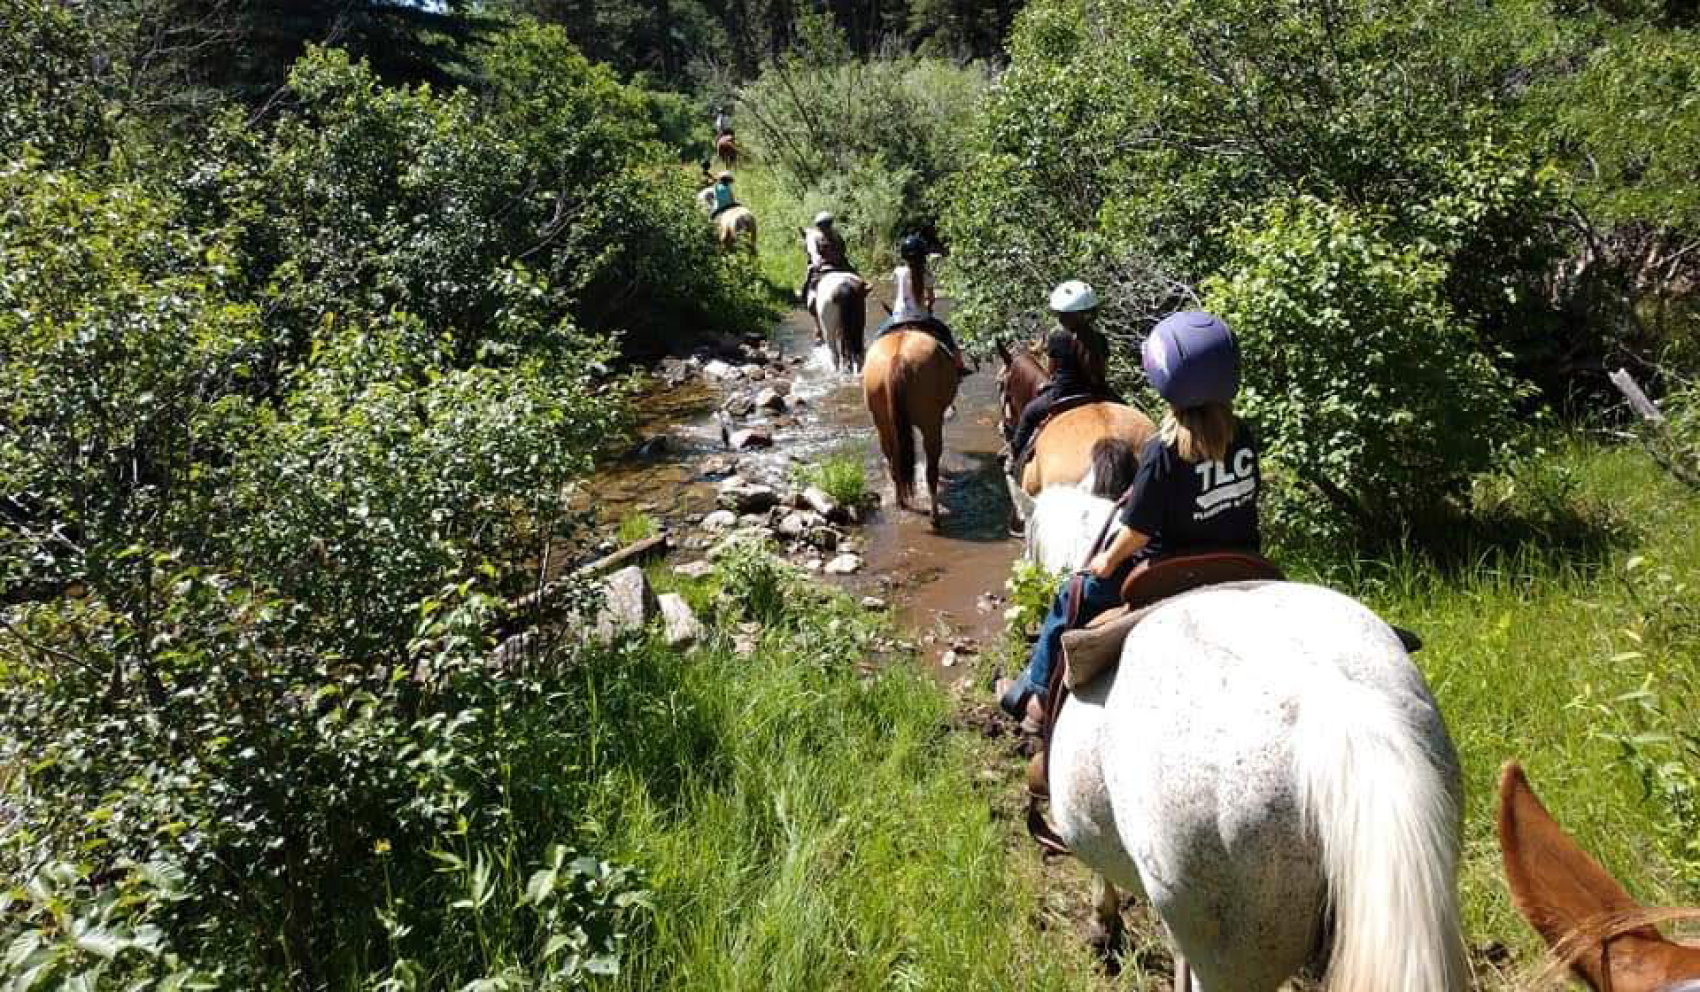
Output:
top-left (1027, 749), bottom-right (1049, 799)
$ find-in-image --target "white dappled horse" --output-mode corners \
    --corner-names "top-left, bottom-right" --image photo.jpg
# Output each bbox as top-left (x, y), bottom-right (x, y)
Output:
top-left (1027, 505), bottom-right (1468, 990)
top-left (811, 270), bottom-right (871, 373)
top-left (1026, 485), bottom-right (1116, 573)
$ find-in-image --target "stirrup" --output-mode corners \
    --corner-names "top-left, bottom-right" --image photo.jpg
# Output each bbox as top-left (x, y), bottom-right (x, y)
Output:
top-left (1026, 798), bottom-right (1071, 857)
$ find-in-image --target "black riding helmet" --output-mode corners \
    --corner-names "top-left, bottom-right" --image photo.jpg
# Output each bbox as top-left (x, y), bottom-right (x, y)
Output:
top-left (898, 233), bottom-right (928, 262)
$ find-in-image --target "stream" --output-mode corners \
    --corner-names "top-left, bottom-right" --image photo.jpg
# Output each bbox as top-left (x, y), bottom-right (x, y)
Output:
top-left (584, 301), bottom-right (1021, 671)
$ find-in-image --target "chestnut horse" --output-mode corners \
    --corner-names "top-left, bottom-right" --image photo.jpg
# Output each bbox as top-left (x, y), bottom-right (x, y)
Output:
top-left (1498, 761), bottom-right (1700, 991)
top-left (715, 206), bottom-right (756, 254)
top-left (863, 328), bottom-right (958, 524)
top-left (995, 340), bottom-right (1156, 513)
top-left (715, 133), bottom-right (738, 167)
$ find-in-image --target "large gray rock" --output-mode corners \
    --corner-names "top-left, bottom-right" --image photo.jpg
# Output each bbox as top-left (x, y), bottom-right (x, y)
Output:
top-left (753, 387), bottom-right (787, 412)
top-left (702, 359), bottom-right (739, 381)
top-left (673, 560), bottom-right (715, 580)
top-left (775, 509), bottom-right (826, 539)
top-left (594, 565), bottom-right (657, 642)
top-left (700, 509), bottom-right (739, 531)
top-left (717, 476), bottom-right (779, 513)
top-left (657, 593), bottom-right (704, 648)
top-left (722, 393), bottom-right (755, 417)
top-left (801, 485), bottom-right (844, 521)
top-left (823, 553), bottom-right (863, 575)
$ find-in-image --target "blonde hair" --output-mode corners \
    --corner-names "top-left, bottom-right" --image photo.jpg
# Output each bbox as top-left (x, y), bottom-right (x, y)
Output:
top-left (1160, 403), bottom-right (1236, 463)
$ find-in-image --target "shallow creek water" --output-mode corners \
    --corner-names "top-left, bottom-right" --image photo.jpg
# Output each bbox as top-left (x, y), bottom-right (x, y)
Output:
top-left (583, 302), bottom-right (1022, 670)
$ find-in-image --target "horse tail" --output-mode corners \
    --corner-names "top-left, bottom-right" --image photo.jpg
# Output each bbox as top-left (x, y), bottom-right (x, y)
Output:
top-left (885, 363), bottom-right (918, 506)
top-left (844, 284), bottom-right (867, 367)
top-left (1293, 673), bottom-right (1468, 992)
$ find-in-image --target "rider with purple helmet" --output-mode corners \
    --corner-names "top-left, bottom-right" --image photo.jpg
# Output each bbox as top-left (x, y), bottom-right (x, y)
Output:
top-left (997, 310), bottom-right (1263, 726)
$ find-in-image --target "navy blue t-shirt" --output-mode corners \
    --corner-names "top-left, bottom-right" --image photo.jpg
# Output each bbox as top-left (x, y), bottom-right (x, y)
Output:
top-left (1117, 426), bottom-right (1260, 561)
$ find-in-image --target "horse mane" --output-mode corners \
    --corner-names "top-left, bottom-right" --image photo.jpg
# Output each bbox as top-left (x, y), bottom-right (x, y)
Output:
top-left (997, 339), bottom-right (1049, 426)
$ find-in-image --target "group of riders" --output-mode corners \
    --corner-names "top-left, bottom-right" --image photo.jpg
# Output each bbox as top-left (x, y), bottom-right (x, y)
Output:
top-left (699, 104), bottom-right (1262, 750)
top-left (995, 294), bottom-right (1258, 743)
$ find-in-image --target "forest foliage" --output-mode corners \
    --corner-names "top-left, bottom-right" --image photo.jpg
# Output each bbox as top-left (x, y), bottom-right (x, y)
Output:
top-left (940, 0), bottom-right (1700, 531)
top-left (0, 5), bottom-right (764, 988)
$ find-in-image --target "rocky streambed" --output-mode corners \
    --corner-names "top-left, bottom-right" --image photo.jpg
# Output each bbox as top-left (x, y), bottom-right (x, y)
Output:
top-left (579, 307), bottom-right (1024, 673)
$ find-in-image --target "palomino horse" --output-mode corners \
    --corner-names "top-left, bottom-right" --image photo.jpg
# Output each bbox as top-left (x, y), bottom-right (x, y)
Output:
top-left (715, 133), bottom-right (738, 167)
top-left (811, 270), bottom-right (872, 373)
top-left (1498, 761), bottom-right (1700, 991)
top-left (862, 328), bottom-right (958, 525)
top-left (1029, 527), bottom-right (1468, 989)
top-left (714, 206), bottom-right (756, 253)
top-left (995, 341), bottom-right (1156, 547)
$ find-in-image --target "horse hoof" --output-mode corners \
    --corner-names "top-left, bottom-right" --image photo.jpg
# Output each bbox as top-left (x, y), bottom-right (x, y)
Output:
top-left (1088, 916), bottom-right (1125, 972)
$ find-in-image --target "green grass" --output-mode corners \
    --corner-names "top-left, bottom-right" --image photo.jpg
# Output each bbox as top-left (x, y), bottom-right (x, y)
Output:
top-left (611, 438), bottom-right (1700, 989)
top-left (723, 164), bottom-right (809, 294)
top-left (617, 511), bottom-right (661, 545)
top-left (723, 161), bottom-right (899, 304)
top-left (1272, 439), bottom-right (1700, 981)
top-left (573, 572), bottom-right (1105, 990)
top-left (791, 449), bottom-right (870, 509)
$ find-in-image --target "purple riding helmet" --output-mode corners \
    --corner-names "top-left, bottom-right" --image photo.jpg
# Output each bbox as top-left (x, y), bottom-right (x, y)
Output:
top-left (1141, 311), bottom-right (1240, 409)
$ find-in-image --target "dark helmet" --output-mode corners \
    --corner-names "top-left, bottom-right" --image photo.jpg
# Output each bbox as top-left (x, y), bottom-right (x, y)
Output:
top-left (1142, 311), bottom-right (1240, 408)
top-left (898, 234), bottom-right (927, 261)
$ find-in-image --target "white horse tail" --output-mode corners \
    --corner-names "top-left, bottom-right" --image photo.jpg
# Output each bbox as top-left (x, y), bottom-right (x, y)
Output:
top-left (1293, 672), bottom-right (1468, 992)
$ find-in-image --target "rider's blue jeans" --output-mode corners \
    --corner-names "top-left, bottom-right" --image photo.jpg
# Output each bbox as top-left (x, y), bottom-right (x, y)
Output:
top-left (1015, 567), bottom-right (1129, 700)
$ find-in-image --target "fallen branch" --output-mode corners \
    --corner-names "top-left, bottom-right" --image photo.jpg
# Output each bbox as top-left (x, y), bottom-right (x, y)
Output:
top-left (1609, 367), bottom-right (1700, 494)
top-left (501, 533), bottom-right (672, 639)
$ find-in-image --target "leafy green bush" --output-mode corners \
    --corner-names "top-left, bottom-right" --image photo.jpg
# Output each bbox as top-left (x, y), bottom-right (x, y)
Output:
top-left (0, 164), bottom-right (265, 603)
top-left (736, 23), bottom-right (989, 274)
top-left (1203, 197), bottom-right (1527, 532)
top-left (187, 34), bottom-right (766, 366)
top-left (0, 1), bottom-right (112, 165)
top-left (938, 0), bottom-right (1572, 377)
top-left (1001, 558), bottom-right (1057, 642)
top-left (711, 536), bottom-right (796, 626)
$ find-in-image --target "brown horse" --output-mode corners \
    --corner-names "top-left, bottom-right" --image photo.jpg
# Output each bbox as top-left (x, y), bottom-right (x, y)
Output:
top-left (994, 340), bottom-right (1156, 498)
top-left (715, 206), bottom-right (756, 254)
top-left (863, 328), bottom-right (958, 525)
top-left (715, 133), bottom-right (738, 167)
top-left (1498, 761), bottom-right (1700, 991)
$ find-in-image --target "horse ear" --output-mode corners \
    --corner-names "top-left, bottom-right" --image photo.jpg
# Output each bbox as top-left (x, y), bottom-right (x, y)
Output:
top-left (994, 339), bottom-right (1012, 364)
top-left (1498, 761), bottom-right (1658, 988)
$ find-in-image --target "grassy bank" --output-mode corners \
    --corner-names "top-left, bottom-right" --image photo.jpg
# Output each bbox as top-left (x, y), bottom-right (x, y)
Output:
top-left (637, 448), bottom-right (1700, 988)
top-left (1262, 438), bottom-right (1700, 981)
top-left (579, 551), bottom-right (1105, 990)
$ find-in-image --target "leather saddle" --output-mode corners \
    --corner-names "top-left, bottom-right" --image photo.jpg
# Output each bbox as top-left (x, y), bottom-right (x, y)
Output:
top-left (1024, 552), bottom-right (1284, 854)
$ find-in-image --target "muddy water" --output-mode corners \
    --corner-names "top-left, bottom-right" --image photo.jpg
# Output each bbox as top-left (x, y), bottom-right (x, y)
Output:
top-left (586, 300), bottom-right (1021, 669)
